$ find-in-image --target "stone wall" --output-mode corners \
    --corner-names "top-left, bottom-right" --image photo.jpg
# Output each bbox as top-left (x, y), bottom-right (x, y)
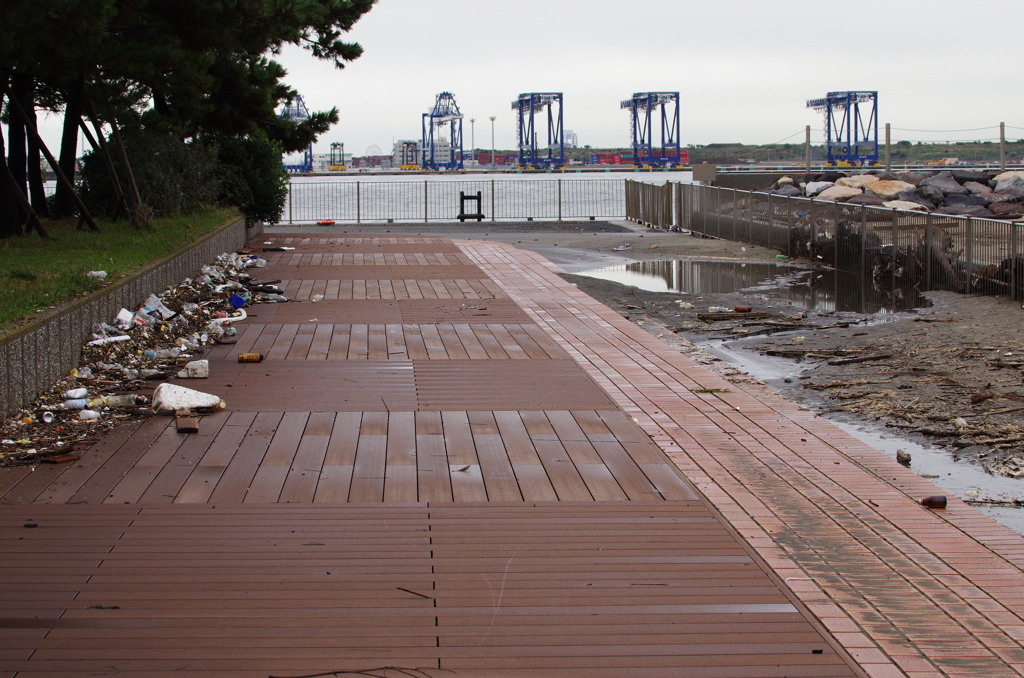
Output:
top-left (0, 217), bottom-right (261, 419)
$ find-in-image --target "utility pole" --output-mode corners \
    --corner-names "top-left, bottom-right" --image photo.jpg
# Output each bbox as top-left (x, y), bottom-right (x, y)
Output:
top-left (1000, 122), bottom-right (1006, 171)
top-left (804, 125), bottom-right (811, 173)
top-left (489, 116), bottom-right (496, 168)
top-left (885, 123), bottom-right (891, 173)
top-left (470, 118), bottom-right (476, 161)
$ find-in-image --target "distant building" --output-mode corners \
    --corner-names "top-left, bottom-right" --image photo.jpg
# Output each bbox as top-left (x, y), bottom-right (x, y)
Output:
top-left (311, 153), bottom-right (350, 171)
top-left (564, 130), bottom-right (578, 149)
top-left (421, 137), bottom-right (453, 167)
top-left (392, 140), bottom-right (421, 167)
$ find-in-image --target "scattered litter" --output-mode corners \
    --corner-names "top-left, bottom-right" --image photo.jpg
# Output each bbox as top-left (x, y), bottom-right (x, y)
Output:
top-left (920, 495), bottom-right (947, 509)
top-left (86, 270), bottom-right (107, 279)
top-left (238, 352), bottom-right (264, 363)
top-left (176, 360), bottom-right (210, 379)
top-left (612, 244), bottom-right (632, 252)
top-left (175, 412), bottom-right (200, 433)
top-left (152, 384), bottom-right (225, 414)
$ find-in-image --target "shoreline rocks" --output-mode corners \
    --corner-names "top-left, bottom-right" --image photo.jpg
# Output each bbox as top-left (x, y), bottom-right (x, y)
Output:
top-left (763, 168), bottom-right (1023, 218)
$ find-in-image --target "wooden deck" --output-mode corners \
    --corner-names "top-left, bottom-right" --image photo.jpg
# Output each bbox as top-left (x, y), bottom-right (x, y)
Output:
top-left (1, 232), bottom-right (1022, 676)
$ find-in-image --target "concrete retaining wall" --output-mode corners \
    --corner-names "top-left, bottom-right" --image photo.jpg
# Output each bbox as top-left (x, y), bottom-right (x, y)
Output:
top-left (0, 216), bottom-right (261, 419)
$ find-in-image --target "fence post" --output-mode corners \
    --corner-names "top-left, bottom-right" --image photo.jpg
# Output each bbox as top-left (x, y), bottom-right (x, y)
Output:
top-left (490, 180), bottom-right (495, 222)
top-left (356, 181), bottom-right (361, 224)
top-left (424, 181), bottom-right (428, 222)
top-left (288, 182), bottom-right (293, 224)
top-left (861, 205), bottom-right (867, 280)
top-left (731, 188), bottom-right (738, 241)
top-left (787, 196), bottom-right (793, 257)
top-left (558, 179), bottom-right (562, 222)
top-left (1012, 221), bottom-right (1019, 301)
top-left (767, 193), bottom-right (773, 251)
top-left (809, 198), bottom-right (817, 256)
top-left (925, 212), bottom-right (933, 291)
top-left (891, 208), bottom-right (899, 290)
top-left (965, 217), bottom-right (974, 292)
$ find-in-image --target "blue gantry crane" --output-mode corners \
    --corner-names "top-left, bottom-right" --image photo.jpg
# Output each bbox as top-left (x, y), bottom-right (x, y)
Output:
top-left (279, 95), bottom-right (314, 174)
top-left (421, 92), bottom-right (464, 171)
top-left (620, 92), bottom-right (681, 167)
top-left (512, 93), bottom-right (564, 169)
top-left (806, 91), bottom-right (879, 166)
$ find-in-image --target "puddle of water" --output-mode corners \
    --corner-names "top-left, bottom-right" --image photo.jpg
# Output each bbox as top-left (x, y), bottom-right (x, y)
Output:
top-left (578, 259), bottom-right (931, 313)
top-left (695, 336), bottom-right (1024, 536)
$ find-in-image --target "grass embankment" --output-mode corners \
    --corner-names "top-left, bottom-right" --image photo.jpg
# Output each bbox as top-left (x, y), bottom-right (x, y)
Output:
top-left (0, 207), bottom-right (239, 332)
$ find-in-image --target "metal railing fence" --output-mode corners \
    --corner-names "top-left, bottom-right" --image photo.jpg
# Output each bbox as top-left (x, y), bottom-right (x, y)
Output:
top-left (285, 179), bottom-right (626, 223)
top-left (627, 179), bottom-right (1022, 302)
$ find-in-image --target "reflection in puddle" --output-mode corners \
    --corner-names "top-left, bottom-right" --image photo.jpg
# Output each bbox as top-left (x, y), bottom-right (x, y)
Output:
top-left (578, 259), bottom-right (931, 313)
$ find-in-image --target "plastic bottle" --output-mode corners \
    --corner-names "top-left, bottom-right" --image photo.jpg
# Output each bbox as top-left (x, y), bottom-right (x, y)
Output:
top-left (65, 388), bottom-right (88, 399)
top-left (100, 395), bottom-right (149, 408)
top-left (707, 306), bottom-right (727, 313)
top-left (144, 348), bottom-right (180, 361)
top-left (78, 409), bottom-right (102, 420)
top-left (261, 294), bottom-right (288, 303)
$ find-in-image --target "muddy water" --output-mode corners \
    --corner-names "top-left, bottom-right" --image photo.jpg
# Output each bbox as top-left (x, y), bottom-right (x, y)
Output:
top-left (578, 259), bottom-right (931, 313)
top-left (697, 336), bottom-right (1024, 536)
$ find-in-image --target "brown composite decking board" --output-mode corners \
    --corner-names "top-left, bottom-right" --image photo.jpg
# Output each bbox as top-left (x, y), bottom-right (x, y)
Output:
top-left (0, 502), bottom-right (856, 677)
top-left (14, 231), bottom-right (1024, 675)
top-left (258, 264), bottom-right (487, 281)
top-left (457, 238), bottom-right (1024, 678)
top-left (275, 278), bottom-right (507, 301)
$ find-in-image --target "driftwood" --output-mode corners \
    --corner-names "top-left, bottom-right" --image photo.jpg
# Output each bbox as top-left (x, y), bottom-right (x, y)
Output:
top-left (697, 311), bottom-right (773, 322)
top-left (827, 353), bottom-right (892, 366)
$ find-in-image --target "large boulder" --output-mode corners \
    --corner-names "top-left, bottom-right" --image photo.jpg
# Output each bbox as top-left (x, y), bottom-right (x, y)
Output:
top-left (770, 185), bottom-right (803, 197)
top-left (920, 171), bottom-right (968, 195)
top-left (963, 181), bottom-right (991, 194)
top-left (816, 185), bottom-right (863, 202)
top-left (874, 172), bottom-right (898, 181)
top-left (917, 184), bottom-right (946, 203)
top-left (944, 193), bottom-right (989, 207)
top-left (951, 170), bottom-right (994, 184)
top-left (867, 180), bottom-right (917, 200)
top-left (776, 176), bottom-right (795, 186)
top-left (817, 171), bottom-right (847, 183)
top-left (846, 193), bottom-right (887, 206)
top-left (993, 170), bottom-right (1024, 183)
top-left (897, 191), bottom-right (936, 210)
top-left (836, 174), bottom-right (878, 189)
top-left (805, 181), bottom-right (834, 197)
top-left (979, 192), bottom-right (1020, 204)
top-left (883, 200), bottom-right (927, 211)
top-left (936, 204), bottom-right (994, 218)
top-left (994, 175), bottom-right (1024, 194)
top-left (989, 201), bottom-right (1024, 217)
top-left (897, 171), bottom-right (930, 185)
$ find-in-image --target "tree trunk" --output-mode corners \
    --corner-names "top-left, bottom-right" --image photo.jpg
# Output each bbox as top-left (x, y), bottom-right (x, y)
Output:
top-left (82, 96), bottom-right (130, 220)
top-left (6, 87), bottom-right (98, 232)
top-left (51, 76), bottom-right (84, 220)
top-left (0, 85), bottom-right (24, 239)
top-left (6, 73), bottom-right (29, 222)
top-left (25, 84), bottom-right (49, 217)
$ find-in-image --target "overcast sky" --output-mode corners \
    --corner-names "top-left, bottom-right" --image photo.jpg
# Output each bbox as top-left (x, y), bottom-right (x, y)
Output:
top-left (274, 0), bottom-right (1024, 155)
top-left (36, 0), bottom-right (1024, 157)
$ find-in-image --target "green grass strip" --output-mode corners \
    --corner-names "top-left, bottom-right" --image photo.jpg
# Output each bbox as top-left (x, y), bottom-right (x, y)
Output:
top-left (0, 207), bottom-right (239, 330)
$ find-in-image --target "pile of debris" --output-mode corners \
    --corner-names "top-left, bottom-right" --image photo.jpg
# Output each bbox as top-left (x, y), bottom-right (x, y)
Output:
top-left (765, 169), bottom-right (1024, 219)
top-left (0, 251), bottom-right (287, 467)
top-left (754, 317), bottom-right (1024, 478)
